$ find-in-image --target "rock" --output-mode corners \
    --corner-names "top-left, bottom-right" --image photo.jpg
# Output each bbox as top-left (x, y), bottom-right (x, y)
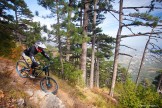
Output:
top-left (0, 90), bottom-right (4, 98)
top-left (25, 90), bottom-right (65, 108)
top-left (17, 98), bottom-right (25, 108)
top-left (40, 93), bottom-right (65, 108)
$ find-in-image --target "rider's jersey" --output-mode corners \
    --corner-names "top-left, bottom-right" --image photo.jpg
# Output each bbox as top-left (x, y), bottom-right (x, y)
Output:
top-left (24, 46), bottom-right (50, 62)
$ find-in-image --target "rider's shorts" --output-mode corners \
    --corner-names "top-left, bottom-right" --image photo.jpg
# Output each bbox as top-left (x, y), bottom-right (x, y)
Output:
top-left (22, 52), bottom-right (32, 65)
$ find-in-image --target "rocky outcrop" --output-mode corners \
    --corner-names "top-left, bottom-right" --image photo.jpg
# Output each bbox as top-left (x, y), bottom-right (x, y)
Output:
top-left (26, 90), bottom-right (65, 108)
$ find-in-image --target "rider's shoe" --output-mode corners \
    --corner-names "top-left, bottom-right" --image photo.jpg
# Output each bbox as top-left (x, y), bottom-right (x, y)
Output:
top-left (29, 74), bottom-right (35, 78)
top-left (33, 72), bottom-right (38, 76)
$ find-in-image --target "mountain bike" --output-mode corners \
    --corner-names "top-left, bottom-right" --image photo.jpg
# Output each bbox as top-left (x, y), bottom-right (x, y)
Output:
top-left (16, 59), bottom-right (58, 94)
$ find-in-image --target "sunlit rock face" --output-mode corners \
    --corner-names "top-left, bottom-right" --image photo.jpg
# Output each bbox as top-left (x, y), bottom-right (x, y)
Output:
top-left (26, 90), bottom-right (65, 108)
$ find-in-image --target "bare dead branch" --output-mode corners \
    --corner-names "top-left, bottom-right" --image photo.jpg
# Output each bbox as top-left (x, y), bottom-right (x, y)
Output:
top-left (109, 11), bottom-right (135, 35)
top-left (150, 54), bottom-right (162, 63)
top-left (149, 42), bottom-right (161, 50)
top-left (122, 35), bottom-right (162, 39)
top-left (123, 18), bottom-right (134, 22)
top-left (120, 45), bottom-right (137, 51)
top-left (149, 43), bottom-right (155, 50)
top-left (123, 23), bottom-right (152, 27)
top-left (87, 9), bottom-right (120, 14)
top-left (124, 26), bottom-right (136, 35)
top-left (119, 53), bottom-right (133, 57)
top-left (123, 14), bottom-right (159, 22)
top-left (123, 6), bottom-right (162, 10)
top-left (150, 37), bottom-right (158, 42)
top-left (121, 32), bottom-right (162, 38)
top-left (157, 25), bottom-right (162, 26)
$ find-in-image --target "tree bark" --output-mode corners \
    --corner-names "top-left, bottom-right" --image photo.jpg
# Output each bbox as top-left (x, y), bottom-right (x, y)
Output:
top-left (81, 0), bottom-right (89, 85)
top-left (96, 41), bottom-right (100, 88)
top-left (66, 0), bottom-right (72, 61)
top-left (90, 0), bottom-right (98, 89)
top-left (157, 73), bottom-right (162, 91)
top-left (14, 7), bottom-right (21, 44)
top-left (109, 0), bottom-right (123, 97)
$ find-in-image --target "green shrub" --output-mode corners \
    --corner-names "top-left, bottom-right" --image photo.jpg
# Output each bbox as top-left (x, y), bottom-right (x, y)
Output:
top-left (118, 80), bottom-right (141, 108)
top-left (137, 85), bottom-right (162, 108)
top-left (63, 62), bottom-right (82, 84)
top-left (117, 80), bottom-right (162, 108)
top-left (51, 57), bottom-right (82, 85)
top-left (0, 37), bottom-right (16, 57)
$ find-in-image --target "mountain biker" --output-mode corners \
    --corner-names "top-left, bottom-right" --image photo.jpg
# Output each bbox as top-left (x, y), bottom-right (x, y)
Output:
top-left (22, 41), bottom-right (50, 78)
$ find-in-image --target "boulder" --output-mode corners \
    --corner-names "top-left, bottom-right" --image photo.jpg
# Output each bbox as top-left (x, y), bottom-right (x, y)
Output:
top-left (26, 90), bottom-right (65, 108)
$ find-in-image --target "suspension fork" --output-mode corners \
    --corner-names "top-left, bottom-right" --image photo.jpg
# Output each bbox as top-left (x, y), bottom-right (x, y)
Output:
top-left (44, 67), bottom-right (51, 86)
top-left (45, 66), bottom-right (50, 77)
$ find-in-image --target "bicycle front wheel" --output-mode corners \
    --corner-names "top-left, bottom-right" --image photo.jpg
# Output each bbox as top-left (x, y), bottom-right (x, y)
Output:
top-left (40, 76), bottom-right (58, 94)
top-left (16, 60), bottom-right (29, 78)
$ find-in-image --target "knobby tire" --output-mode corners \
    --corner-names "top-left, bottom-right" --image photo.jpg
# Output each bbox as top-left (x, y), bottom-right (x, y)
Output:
top-left (40, 76), bottom-right (58, 94)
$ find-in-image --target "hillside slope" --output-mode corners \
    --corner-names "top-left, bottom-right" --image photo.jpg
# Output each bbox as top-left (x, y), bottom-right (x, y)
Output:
top-left (0, 57), bottom-right (117, 108)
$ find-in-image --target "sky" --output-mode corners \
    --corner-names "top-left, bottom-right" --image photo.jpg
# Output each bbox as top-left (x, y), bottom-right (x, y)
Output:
top-left (24, 0), bottom-right (162, 55)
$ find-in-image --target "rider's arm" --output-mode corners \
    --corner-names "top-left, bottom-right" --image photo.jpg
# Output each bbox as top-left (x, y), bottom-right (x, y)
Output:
top-left (29, 46), bottom-right (37, 62)
top-left (41, 50), bottom-right (50, 61)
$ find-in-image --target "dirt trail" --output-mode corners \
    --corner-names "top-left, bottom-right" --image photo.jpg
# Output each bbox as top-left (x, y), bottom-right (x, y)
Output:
top-left (0, 57), bottom-right (75, 107)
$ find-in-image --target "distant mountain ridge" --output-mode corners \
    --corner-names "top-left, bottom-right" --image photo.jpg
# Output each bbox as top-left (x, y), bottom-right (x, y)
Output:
top-left (119, 48), bottom-right (162, 82)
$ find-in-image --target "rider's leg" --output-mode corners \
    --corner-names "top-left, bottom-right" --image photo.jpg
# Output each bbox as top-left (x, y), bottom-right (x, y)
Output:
top-left (29, 62), bottom-right (38, 78)
top-left (29, 68), bottom-right (33, 75)
top-left (29, 68), bottom-right (35, 78)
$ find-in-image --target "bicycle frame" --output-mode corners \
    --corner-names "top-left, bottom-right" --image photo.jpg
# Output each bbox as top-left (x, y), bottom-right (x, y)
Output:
top-left (21, 55), bottom-right (50, 77)
top-left (34, 65), bottom-right (50, 77)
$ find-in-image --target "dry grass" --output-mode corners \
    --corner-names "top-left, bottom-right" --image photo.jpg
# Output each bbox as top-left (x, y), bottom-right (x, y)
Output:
top-left (0, 57), bottom-right (30, 108)
top-left (51, 74), bottom-right (117, 108)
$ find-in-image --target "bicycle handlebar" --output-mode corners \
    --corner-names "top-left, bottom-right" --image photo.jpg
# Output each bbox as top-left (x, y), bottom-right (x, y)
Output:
top-left (34, 61), bottom-right (54, 71)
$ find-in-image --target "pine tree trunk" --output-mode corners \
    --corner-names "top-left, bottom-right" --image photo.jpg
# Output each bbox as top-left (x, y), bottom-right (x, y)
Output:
top-left (109, 0), bottom-right (123, 97)
top-left (90, 0), bottom-right (98, 88)
top-left (15, 8), bottom-right (21, 44)
top-left (157, 73), bottom-right (162, 91)
top-left (135, 29), bottom-right (154, 85)
top-left (127, 57), bottom-right (133, 74)
top-left (56, 2), bottom-right (64, 77)
top-left (66, 0), bottom-right (72, 61)
top-left (95, 42), bottom-right (100, 88)
top-left (81, 0), bottom-right (89, 85)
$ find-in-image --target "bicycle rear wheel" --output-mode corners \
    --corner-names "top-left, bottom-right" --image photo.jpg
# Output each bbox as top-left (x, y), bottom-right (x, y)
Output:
top-left (16, 60), bottom-right (29, 78)
top-left (40, 76), bottom-right (58, 94)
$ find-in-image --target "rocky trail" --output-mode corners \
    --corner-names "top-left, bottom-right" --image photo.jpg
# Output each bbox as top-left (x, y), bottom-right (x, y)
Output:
top-left (0, 57), bottom-right (77, 108)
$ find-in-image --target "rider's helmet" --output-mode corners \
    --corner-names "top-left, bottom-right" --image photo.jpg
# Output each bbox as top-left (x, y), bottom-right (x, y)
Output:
top-left (35, 41), bottom-right (47, 52)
